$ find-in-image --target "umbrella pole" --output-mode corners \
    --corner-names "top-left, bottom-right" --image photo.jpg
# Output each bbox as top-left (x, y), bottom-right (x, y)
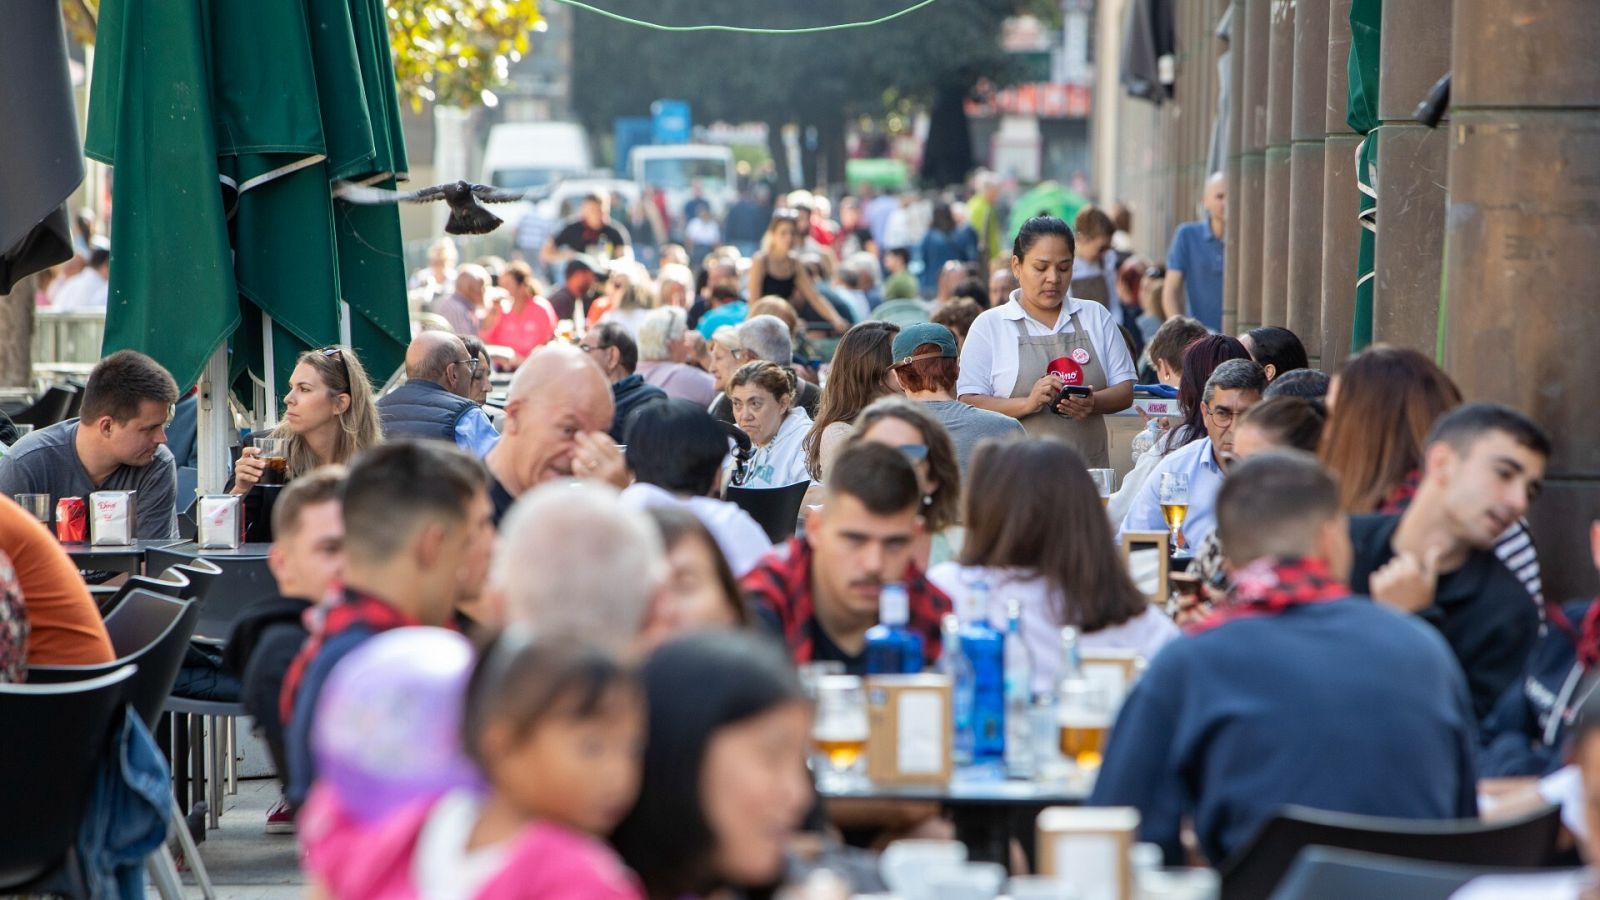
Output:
top-left (195, 345), bottom-right (233, 496)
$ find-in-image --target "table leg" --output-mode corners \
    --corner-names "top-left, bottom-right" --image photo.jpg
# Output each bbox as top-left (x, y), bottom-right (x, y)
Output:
top-left (952, 805), bottom-right (1013, 867)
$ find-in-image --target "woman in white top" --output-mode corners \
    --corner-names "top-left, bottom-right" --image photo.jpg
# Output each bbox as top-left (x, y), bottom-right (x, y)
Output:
top-left (928, 436), bottom-right (1177, 693)
top-left (723, 361), bottom-right (813, 489)
top-left (956, 216), bottom-right (1136, 468)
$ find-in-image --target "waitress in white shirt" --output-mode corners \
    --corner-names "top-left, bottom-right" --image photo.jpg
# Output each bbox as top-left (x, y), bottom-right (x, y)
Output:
top-left (956, 216), bottom-right (1136, 467)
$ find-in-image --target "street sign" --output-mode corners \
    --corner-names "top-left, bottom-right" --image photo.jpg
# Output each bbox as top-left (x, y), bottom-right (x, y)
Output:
top-left (651, 100), bottom-right (691, 145)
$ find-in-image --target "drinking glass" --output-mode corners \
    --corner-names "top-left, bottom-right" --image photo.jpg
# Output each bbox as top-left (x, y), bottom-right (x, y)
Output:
top-left (812, 675), bottom-right (869, 787)
top-left (797, 660), bottom-right (845, 700)
top-left (1056, 679), bottom-right (1112, 771)
top-left (1088, 468), bottom-right (1116, 507)
top-left (14, 493), bottom-right (50, 524)
top-left (254, 437), bottom-right (288, 486)
top-left (1157, 472), bottom-right (1190, 554)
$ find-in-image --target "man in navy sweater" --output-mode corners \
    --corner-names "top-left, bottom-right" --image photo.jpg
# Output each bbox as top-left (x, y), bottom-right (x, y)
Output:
top-left (1091, 450), bottom-right (1478, 866)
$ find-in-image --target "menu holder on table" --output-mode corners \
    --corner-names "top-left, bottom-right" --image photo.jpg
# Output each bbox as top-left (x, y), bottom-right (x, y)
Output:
top-left (1080, 649), bottom-right (1145, 711)
top-left (1037, 806), bottom-right (1140, 900)
top-left (89, 490), bottom-right (137, 546)
top-left (1119, 530), bottom-right (1170, 606)
top-left (866, 674), bottom-right (951, 786)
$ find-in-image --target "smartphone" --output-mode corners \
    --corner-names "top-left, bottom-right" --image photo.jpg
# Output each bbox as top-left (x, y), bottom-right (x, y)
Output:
top-left (1053, 384), bottom-right (1094, 410)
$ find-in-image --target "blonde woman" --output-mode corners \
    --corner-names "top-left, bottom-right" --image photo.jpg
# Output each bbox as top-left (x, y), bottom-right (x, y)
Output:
top-left (232, 346), bottom-right (383, 494)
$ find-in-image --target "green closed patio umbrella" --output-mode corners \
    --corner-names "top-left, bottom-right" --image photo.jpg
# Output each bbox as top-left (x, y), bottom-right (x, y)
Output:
top-left (86, 0), bottom-right (410, 439)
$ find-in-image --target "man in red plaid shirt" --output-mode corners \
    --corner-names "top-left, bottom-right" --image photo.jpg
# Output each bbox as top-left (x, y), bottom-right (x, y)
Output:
top-left (744, 442), bottom-right (949, 674)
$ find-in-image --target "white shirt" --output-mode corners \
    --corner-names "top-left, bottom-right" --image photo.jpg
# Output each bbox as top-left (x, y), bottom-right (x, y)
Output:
top-left (927, 563), bottom-right (1179, 694)
top-left (956, 292), bottom-right (1137, 400)
top-left (723, 407), bottom-right (814, 489)
top-left (1117, 435), bottom-right (1226, 550)
top-left (620, 482), bottom-right (773, 576)
top-left (412, 790), bottom-right (509, 900)
top-left (51, 268), bottom-right (108, 311)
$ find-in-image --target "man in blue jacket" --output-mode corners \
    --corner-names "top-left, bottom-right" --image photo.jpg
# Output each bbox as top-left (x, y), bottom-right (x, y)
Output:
top-left (1091, 450), bottom-right (1478, 866)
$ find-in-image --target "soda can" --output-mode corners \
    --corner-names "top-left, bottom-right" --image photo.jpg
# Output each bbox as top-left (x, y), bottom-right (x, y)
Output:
top-left (55, 496), bottom-right (87, 542)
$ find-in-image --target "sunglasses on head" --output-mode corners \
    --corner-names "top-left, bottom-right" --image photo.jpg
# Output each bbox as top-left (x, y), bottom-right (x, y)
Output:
top-left (897, 444), bottom-right (929, 462)
top-left (319, 346), bottom-right (352, 391)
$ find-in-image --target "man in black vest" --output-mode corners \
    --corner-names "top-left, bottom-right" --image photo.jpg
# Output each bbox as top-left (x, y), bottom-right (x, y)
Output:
top-left (377, 332), bottom-right (501, 457)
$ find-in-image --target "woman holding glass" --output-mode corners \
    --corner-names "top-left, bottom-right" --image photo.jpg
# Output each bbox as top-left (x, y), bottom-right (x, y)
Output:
top-left (230, 346), bottom-right (383, 496)
top-left (956, 216), bottom-right (1136, 468)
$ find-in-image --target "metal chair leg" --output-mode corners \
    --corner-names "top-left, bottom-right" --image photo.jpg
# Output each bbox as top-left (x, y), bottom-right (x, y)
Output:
top-left (170, 796), bottom-right (217, 900)
top-left (225, 716), bottom-right (237, 794)
top-left (147, 843), bottom-right (185, 900)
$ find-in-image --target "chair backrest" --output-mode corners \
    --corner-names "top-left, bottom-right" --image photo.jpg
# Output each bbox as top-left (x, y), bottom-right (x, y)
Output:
top-left (1269, 846), bottom-right (1567, 900)
top-left (95, 569), bottom-right (190, 618)
top-left (1219, 804), bottom-right (1562, 900)
top-left (725, 481), bottom-right (812, 543)
top-left (166, 560), bottom-right (220, 604)
top-left (0, 665), bottom-right (137, 889)
top-left (11, 385), bottom-right (77, 429)
top-left (63, 380), bottom-right (86, 420)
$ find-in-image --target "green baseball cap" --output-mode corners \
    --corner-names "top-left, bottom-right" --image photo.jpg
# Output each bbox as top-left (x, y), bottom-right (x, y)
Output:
top-left (891, 322), bottom-right (958, 366)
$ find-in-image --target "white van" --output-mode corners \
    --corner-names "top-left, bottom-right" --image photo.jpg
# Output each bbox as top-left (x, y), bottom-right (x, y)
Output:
top-left (481, 122), bottom-right (593, 191)
top-left (629, 144), bottom-right (736, 224)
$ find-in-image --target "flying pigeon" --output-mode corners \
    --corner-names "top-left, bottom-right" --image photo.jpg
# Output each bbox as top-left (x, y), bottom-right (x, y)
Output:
top-left (334, 180), bottom-right (530, 235)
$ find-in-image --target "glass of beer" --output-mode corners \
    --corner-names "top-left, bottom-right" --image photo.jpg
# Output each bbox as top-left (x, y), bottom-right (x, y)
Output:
top-left (1056, 680), bottom-right (1111, 770)
top-left (812, 675), bottom-right (869, 787)
top-left (254, 437), bottom-right (289, 486)
top-left (1157, 472), bottom-right (1190, 554)
top-left (1088, 469), bottom-right (1115, 508)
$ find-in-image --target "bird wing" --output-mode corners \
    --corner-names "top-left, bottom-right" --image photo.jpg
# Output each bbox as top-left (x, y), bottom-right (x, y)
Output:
top-left (333, 182), bottom-right (449, 205)
top-left (468, 184), bottom-right (532, 204)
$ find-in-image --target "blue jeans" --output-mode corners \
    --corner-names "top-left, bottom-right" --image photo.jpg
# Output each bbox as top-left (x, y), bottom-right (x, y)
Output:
top-left (77, 707), bottom-right (172, 899)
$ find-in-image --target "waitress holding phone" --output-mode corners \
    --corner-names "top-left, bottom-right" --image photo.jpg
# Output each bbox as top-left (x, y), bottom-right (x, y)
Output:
top-left (956, 216), bottom-right (1136, 467)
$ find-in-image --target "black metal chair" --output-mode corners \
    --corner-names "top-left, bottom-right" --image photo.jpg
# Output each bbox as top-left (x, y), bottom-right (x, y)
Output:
top-left (10, 384), bottom-right (79, 429)
top-left (94, 569), bottom-right (191, 617)
top-left (0, 664), bottom-right (137, 894)
top-left (725, 480), bottom-right (812, 543)
top-left (1219, 804), bottom-right (1563, 900)
top-left (1270, 846), bottom-right (1573, 900)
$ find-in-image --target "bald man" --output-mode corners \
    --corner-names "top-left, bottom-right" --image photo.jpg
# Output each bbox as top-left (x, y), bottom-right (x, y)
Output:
top-left (431, 264), bottom-right (487, 337)
top-left (483, 343), bottom-right (627, 525)
top-left (1163, 172), bottom-right (1226, 330)
top-left (377, 331), bottom-right (501, 456)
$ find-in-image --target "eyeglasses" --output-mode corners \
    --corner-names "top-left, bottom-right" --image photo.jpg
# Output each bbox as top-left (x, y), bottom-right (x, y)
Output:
top-left (453, 357), bottom-right (480, 375)
top-left (319, 346), bottom-right (352, 391)
top-left (1205, 404), bottom-right (1243, 428)
top-left (896, 444), bottom-right (929, 462)
top-left (577, 342), bottom-right (603, 354)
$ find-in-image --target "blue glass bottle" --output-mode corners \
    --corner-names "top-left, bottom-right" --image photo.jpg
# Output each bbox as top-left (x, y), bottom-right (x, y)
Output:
top-left (960, 581), bottom-right (1006, 765)
top-left (936, 613), bottom-right (976, 766)
top-left (864, 583), bottom-right (924, 675)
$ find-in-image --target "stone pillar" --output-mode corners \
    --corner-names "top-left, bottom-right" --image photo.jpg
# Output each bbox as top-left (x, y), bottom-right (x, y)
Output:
top-left (1441, 0), bottom-right (1600, 600)
top-left (1258, 0), bottom-right (1295, 329)
top-left (1370, 0), bottom-right (1452, 351)
top-left (1285, 0), bottom-right (1329, 365)
top-left (1235, 0), bottom-right (1271, 332)
top-left (1319, 0), bottom-right (1361, 370)
top-left (1221, 0), bottom-right (1248, 334)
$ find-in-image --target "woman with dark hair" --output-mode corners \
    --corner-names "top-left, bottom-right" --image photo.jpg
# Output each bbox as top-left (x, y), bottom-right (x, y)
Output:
top-left (917, 203), bottom-right (974, 296)
top-left (845, 397), bottom-right (963, 569)
top-left (1241, 326), bottom-right (1309, 382)
top-left (803, 322), bottom-right (900, 480)
top-left (929, 437), bottom-right (1177, 691)
top-left (1107, 333), bottom-right (1251, 523)
top-left (1318, 345), bottom-right (1463, 514)
top-left (956, 216), bottom-right (1137, 468)
top-left (748, 210), bottom-right (849, 334)
top-left (640, 507), bottom-right (749, 649)
top-left (611, 631), bottom-right (814, 900)
top-left (622, 400), bottom-right (771, 576)
top-left (724, 361), bottom-right (813, 489)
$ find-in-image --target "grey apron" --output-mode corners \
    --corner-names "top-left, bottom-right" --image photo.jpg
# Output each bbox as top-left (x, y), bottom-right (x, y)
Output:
top-left (1007, 312), bottom-right (1111, 467)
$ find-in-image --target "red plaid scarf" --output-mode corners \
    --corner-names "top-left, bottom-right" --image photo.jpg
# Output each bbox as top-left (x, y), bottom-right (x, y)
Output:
top-left (743, 537), bottom-right (950, 667)
top-left (1378, 468), bottom-right (1423, 515)
top-left (279, 587), bottom-right (424, 724)
top-left (1187, 557), bottom-right (1349, 634)
top-left (1548, 598), bottom-right (1600, 670)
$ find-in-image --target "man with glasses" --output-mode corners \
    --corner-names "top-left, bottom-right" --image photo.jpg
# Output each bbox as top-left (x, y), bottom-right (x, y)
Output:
top-left (580, 323), bottom-right (668, 444)
top-left (377, 332), bottom-right (500, 457)
top-left (1118, 358), bottom-right (1266, 549)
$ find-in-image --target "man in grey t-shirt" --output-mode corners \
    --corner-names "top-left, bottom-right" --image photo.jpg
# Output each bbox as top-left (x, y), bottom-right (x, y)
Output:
top-left (890, 323), bottom-right (1024, 475)
top-left (0, 350), bottom-right (181, 540)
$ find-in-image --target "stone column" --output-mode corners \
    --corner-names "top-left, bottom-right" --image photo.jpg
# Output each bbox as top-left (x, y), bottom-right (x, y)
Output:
top-left (1235, 0), bottom-right (1271, 332)
top-left (1221, 0), bottom-right (1248, 334)
top-left (1370, 0), bottom-right (1452, 350)
top-left (1258, 0), bottom-right (1295, 329)
top-left (1285, 0), bottom-right (1329, 365)
top-left (1440, 0), bottom-right (1600, 600)
top-left (1319, 0), bottom-right (1361, 370)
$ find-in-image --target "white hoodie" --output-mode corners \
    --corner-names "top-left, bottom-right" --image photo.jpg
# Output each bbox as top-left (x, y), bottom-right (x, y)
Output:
top-left (725, 407), bottom-right (814, 490)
